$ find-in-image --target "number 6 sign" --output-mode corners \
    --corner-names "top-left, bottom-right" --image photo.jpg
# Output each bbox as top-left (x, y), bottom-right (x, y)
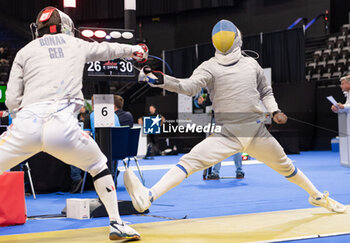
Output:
top-left (93, 94), bottom-right (114, 128)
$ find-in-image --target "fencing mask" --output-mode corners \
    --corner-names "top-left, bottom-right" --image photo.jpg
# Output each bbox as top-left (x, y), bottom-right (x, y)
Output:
top-left (31, 6), bottom-right (75, 39)
top-left (211, 20), bottom-right (242, 54)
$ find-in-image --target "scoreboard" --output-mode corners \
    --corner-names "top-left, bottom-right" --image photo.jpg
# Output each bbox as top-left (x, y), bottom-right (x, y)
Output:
top-left (86, 59), bottom-right (134, 78)
top-left (79, 27), bottom-right (136, 80)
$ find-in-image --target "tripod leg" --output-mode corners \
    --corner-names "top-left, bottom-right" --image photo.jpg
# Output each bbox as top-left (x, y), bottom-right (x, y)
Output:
top-left (25, 162), bottom-right (36, 200)
top-left (80, 171), bottom-right (87, 194)
top-left (134, 156), bottom-right (145, 186)
top-left (203, 169), bottom-right (208, 180)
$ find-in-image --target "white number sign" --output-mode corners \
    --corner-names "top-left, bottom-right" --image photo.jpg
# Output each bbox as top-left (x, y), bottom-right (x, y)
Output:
top-left (93, 94), bottom-right (114, 128)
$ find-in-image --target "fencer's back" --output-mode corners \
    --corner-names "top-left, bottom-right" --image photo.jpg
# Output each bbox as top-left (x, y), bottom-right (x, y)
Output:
top-left (11, 34), bottom-right (85, 107)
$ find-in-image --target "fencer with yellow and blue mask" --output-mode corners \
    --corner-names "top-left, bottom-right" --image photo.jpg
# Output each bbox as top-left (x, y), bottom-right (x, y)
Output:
top-left (212, 19), bottom-right (242, 65)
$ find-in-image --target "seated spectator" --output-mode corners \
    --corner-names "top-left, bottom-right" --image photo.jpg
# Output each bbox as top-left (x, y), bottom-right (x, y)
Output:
top-left (114, 95), bottom-right (134, 127)
top-left (78, 105), bottom-right (89, 123)
top-left (0, 44), bottom-right (9, 65)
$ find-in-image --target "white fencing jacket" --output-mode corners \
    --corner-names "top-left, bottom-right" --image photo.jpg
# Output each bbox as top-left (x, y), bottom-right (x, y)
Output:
top-left (162, 46), bottom-right (280, 125)
top-left (6, 34), bottom-right (133, 113)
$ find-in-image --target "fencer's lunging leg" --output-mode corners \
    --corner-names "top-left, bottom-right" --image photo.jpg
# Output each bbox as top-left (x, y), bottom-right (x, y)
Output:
top-left (286, 167), bottom-right (346, 213)
top-left (285, 167), bottom-right (322, 199)
top-left (245, 128), bottom-right (346, 213)
top-left (124, 164), bottom-right (187, 212)
top-left (150, 164), bottom-right (187, 201)
top-left (92, 167), bottom-right (122, 223)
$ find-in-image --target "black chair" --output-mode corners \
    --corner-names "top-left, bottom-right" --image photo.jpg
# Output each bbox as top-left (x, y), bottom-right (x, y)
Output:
top-left (334, 63), bottom-right (344, 78)
top-left (328, 37), bottom-right (337, 44)
top-left (326, 40), bottom-right (334, 50)
top-left (333, 48), bottom-right (341, 55)
top-left (321, 72), bottom-right (331, 79)
top-left (327, 59), bottom-right (337, 67)
top-left (340, 49), bottom-right (349, 60)
top-left (335, 39), bottom-right (344, 48)
top-left (341, 24), bottom-right (350, 36)
top-left (345, 39), bottom-right (350, 47)
top-left (306, 66), bottom-right (314, 81)
top-left (111, 127), bottom-right (130, 183)
top-left (80, 126), bottom-right (130, 193)
top-left (306, 66), bottom-right (314, 76)
top-left (313, 50), bottom-right (322, 62)
top-left (307, 62), bottom-right (317, 69)
top-left (321, 52), bottom-right (330, 62)
top-left (311, 65), bottom-right (325, 80)
top-left (342, 63), bottom-right (350, 76)
top-left (335, 62), bottom-right (345, 73)
top-left (123, 128), bottom-right (145, 185)
top-left (337, 58), bottom-right (347, 66)
top-left (316, 60), bottom-right (326, 68)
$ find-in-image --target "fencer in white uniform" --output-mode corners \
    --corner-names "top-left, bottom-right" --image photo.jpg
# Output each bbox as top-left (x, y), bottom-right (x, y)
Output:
top-left (124, 20), bottom-right (346, 214)
top-left (0, 6), bottom-right (145, 241)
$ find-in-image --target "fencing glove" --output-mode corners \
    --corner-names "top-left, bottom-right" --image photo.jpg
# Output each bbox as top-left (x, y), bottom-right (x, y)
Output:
top-left (131, 43), bottom-right (149, 63)
top-left (138, 65), bottom-right (164, 86)
top-left (272, 110), bottom-right (288, 124)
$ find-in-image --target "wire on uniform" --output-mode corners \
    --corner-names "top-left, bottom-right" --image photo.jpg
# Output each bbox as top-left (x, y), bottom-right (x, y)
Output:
top-left (242, 50), bottom-right (260, 60)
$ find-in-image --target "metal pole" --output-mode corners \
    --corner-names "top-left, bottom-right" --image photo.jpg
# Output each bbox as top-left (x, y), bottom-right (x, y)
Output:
top-left (124, 0), bottom-right (136, 30)
top-left (162, 50), bottom-right (166, 96)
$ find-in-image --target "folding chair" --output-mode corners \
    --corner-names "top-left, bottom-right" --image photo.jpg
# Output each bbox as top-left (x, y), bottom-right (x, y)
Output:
top-left (110, 127), bottom-right (130, 184)
top-left (80, 126), bottom-right (130, 193)
top-left (123, 127), bottom-right (145, 185)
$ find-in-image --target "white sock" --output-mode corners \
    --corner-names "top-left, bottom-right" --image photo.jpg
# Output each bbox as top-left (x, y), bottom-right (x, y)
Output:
top-left (286, 168), bottom-right (323, 199)
top-left (93, 174), bottom-right (122, 223)
top-left (150, 165), bottom-right (187, 201)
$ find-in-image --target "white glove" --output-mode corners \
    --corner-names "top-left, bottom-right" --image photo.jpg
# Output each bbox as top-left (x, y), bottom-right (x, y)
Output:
top-left (131, 43), bottom-right (148, 63)
top-left (138, 65), bottom-right (164, 86)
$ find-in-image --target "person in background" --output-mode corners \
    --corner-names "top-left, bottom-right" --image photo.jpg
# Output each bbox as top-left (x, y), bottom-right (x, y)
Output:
top-left (77, 105), bottom-right (89, 123)
top-left (114, 95), bottom-right (134, 127)
top-left (331, 75), bottom-right (350, 113)
top-left (0, 44), bottom-right (9, 65)
top-left (207, 153), bottom-right (245, 179)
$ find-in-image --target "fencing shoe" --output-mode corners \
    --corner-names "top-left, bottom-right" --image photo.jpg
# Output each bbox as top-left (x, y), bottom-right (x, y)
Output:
top-left (109, 221), bottom-right (140, 241)
top-left (309, 191), bottom-right (346, 213)
top-left (124, 169), bottom-right (152, 213)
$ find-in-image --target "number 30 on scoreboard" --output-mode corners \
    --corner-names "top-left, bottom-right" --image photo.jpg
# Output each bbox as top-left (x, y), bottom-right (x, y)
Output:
top-left (86, 59), bottom-right (134, 77)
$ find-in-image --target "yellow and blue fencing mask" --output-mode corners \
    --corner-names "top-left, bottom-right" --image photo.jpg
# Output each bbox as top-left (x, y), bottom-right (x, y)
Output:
top-left (212, 20), bottom-right (241, 54)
